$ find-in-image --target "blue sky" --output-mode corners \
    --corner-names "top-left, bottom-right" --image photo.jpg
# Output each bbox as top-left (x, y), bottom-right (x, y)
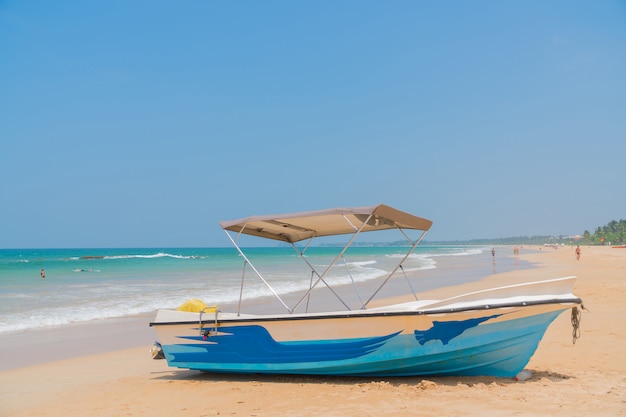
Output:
top-left (1, 1), bottom-right (625, 248)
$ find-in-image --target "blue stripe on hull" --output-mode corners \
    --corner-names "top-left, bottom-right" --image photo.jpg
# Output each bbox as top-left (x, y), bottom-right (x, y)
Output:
top-left (170, 328), bottom-right (400, 363)
top-left (161, 310), bottom-right (564, 377)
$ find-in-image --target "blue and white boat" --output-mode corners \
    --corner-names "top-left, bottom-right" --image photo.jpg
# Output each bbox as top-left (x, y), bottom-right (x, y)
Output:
top-left (150, 204), bottom-right (583, 377)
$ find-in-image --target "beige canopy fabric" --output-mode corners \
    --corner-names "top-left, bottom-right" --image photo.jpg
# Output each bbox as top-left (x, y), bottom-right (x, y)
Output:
top-left (219, 204), bottom-right (433, 243)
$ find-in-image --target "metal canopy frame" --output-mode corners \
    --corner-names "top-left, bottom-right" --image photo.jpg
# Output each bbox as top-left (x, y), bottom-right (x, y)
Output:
top-left (222, 206), bottom-right (430, 315)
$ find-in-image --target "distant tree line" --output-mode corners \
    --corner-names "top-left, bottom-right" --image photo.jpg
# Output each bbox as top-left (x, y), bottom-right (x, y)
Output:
top-left (581, 219), bottom-right (626, 245)
top-left (423, 235), bottom-right (571, 246)
top-left (321, 219), bottom-right (626, 247)
top-left (424, 219), bottom-right (626, 246)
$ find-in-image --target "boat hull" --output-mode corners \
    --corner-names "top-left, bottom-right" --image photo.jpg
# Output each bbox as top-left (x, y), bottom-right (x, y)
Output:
top-left (151, 302), bottom-right (575, 377)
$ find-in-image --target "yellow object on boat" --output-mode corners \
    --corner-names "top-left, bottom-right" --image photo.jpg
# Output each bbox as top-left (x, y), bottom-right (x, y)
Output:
top-left (177, 299), bottom-right (217, 313)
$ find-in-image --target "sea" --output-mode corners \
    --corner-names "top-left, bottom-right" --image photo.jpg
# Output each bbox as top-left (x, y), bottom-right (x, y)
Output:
top-left (0, 246), bottom-right (498, 335)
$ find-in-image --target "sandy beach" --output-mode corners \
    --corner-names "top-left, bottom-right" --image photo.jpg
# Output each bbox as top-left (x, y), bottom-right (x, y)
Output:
top-left (1, 245), bottom-right (625, 417)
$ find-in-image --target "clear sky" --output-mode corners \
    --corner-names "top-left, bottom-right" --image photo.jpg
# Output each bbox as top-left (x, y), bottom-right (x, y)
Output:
top-left (1, 1), bottom-right (625, 248)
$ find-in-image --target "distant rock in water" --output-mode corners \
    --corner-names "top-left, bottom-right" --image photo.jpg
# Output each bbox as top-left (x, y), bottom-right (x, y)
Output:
top-left (80, 256), bottom-right (104, 259)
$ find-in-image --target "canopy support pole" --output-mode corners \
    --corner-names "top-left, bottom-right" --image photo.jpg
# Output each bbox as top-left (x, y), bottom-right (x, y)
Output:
top-left (289, 240), bottom-right (351, 312)
top-left (362, 229), bottom-right (429, 308)
top-left (224, 229), bottom-right (292, 313)
top-left (290, 213), bottom-right (374, 313)
top-left (236, 260), bottom-right (247, 316)
top-left (343, 254), bottom-right (365, 309)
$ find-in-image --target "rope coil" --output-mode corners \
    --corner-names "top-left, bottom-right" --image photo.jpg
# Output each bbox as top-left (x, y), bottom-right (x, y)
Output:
top-left (571, 306), bottom-right (582, 344)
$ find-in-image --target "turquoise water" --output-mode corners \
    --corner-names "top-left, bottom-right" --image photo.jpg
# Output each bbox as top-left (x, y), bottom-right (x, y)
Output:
top-left (0, 246), bottom-right (488, 334)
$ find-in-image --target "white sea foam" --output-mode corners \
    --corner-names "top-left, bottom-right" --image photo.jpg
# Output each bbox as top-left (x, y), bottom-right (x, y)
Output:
top-left (0, 246), bottom-right (492, 334)
top-left (103, 252), bottom-right (198, 260)
top-left (428, 248), bottom-right (484, 257)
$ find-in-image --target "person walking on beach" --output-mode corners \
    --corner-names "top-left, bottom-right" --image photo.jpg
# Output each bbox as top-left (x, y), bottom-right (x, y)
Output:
top-left (575, 245), bottom-right (581, 261)
top-left (40, 268), bottom-right (45, 279)
top-left (491, 247), bottom-right (495, 260)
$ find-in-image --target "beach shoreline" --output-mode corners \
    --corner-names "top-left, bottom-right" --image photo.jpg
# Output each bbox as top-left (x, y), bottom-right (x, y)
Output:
top-left (0, 245), bottom-right (527, 371)
top-left (2, 245), bottom-right (625, 416)
top-left (0, 314), bottom-right (155, 371)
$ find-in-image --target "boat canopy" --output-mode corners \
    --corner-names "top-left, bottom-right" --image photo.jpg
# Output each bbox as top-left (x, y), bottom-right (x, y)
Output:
top-left (219, 204), bottom-right (433, 243)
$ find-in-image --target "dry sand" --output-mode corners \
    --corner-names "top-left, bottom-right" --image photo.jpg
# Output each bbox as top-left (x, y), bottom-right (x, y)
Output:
top-left (1, 245), bottom-right (625, 416)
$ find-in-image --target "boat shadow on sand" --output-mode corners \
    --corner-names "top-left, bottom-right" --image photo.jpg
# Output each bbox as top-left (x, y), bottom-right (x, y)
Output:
top-left (150, 368), bottom-right (573, 386)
